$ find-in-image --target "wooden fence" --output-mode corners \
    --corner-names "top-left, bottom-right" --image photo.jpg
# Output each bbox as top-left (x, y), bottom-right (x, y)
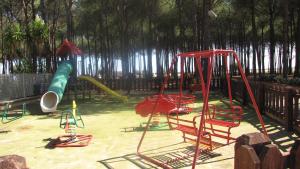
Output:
top-left (68, 77), bottom-right (222, 92)
top-left (65, 75), bottom-right (300, 135)
top-left (0, 73), bottom-right (52, 101)
top-left (231, 78), bottom-right (300, 134)
top-left (234, 132), bottom-right (300, 169)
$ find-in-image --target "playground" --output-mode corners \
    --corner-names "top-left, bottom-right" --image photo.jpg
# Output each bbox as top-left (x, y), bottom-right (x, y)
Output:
top-left (0, 49), bottom-right (299, 169)
top-left (0, 93), bottom-right (297, 169)
top-left (1, 1), bottom-right (300, 168)
top-left (0, 47), bottom-right (299, 169)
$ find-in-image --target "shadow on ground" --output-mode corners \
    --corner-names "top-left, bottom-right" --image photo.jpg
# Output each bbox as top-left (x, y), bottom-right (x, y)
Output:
top-left (28, 91), bottom-right (299, 153)
top-left (218, 95), bottom-right (299, 152)
top-left (98, 142), bottom-right (229, 169)
top-left (30, 94), bottom-right (145, 120)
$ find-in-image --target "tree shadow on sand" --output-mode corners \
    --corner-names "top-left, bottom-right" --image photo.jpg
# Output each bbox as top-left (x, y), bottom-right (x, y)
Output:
top-left (98, 142), bottom-right (229, 169)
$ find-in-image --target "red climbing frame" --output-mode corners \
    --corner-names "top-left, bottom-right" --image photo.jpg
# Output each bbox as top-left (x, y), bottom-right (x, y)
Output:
top-left (136, 49), bottom-right (268, 169)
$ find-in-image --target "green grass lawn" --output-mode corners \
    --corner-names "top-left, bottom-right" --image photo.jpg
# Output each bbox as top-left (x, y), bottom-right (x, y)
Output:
top-left (0, 93), bottom-right (298, 169)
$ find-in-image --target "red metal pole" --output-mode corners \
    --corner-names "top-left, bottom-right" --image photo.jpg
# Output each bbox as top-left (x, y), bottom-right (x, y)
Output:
top-left (224, 55), bottom-right (233, 105)
top-left (192, 56), bottom-right (214, 169)
top-left (195, 58), bottom-right (207, 99)
top-left (176, 57), bottom-right (185, 121)
top-left (180, 57), bottom-right (185, 96)
top-left (232, 52), bottom-right (268, 136)
top-left (137, 57), bottom-right (178, 154)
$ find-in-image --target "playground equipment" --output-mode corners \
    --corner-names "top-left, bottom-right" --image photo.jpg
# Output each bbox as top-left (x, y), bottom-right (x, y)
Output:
top-left (40, 39), bottom-right (81, 113)
top-left (1, 96), bottom-right (40, 123)
top-left (1, 102), bottom-right (26, 123)
top-left (136, 49), bottom-right (267, 169)
top-left (77, 75), bottom-right (128, 102)
top-left (135, 94), bottom-right (195, 117)
top-left (205, 104), bottom-right (243, 144)
top-left (59, 100), bottom-right (85, 129)
top-left (135, 94), bottom-right (194, 131)
top-left (40, 61), bottom-right (73, 112)
top-left (41, 39), bottom-right (127, 113)
top-left (54, 100), bottom-right (92, 147)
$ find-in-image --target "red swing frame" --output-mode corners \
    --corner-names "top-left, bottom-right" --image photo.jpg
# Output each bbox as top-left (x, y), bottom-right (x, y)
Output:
top-left (136, 49), bottom-right (267, 169)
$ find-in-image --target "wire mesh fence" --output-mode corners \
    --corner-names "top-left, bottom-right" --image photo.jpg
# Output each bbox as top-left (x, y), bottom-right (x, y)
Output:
top-left (0, 73), bottom-right (53, 101)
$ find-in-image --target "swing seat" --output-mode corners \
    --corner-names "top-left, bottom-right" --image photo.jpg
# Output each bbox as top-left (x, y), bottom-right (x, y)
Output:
top-left (168, 115), bottom-right (212, 150)
top-left (204, 104), bottom-right (243, 144)
top-left (175, 124), bottom-right (210, 137)
top-left (205, 119), bottom-right (239, 128)
top-left (176, 124), bottom-right (197, 135)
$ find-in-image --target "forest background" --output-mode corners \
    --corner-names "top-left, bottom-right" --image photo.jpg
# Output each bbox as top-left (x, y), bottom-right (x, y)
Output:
top-left (0, 0), bottom-right (299, 85)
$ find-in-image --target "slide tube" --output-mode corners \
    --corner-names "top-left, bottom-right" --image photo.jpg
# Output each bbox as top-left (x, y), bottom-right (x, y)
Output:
top-left (40, 61), bottom-right (73, 112)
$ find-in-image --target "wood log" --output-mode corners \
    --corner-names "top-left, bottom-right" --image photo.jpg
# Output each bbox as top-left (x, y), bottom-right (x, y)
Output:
top-left (234, 145), bottom-right (260, 169)
top-left (259, 144), bottom-right (286, 169)
top-left (235, 132), bottom-right (271, 155)
top-left (290, 139), bottom-right (300, 169)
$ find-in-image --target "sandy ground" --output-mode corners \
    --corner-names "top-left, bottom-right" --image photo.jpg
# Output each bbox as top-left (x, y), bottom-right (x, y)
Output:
top-left (0, 94), bottom-right (298, 169)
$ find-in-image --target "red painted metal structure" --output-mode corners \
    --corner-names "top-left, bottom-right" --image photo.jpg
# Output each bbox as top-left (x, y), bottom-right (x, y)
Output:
top-left (135, 94), bottom-right (195, 117)
top-left (56, 39), bottom-right (82, 56)
top-left (136, 49), bottom-right (268, 169)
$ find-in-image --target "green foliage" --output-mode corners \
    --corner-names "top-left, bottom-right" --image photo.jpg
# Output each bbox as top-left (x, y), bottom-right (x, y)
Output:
top-left (14, 57), bottom-right (33, 73)
top-left (3, 23), bottom-right (25, 44)
top-left (258, 74), bottom-right (276, 82)
top-left (258, 74), bottom-right (300, 86)
top-left (287, 78), bottom-right (300, 86)
top-left (29, 16), bottom-right (49, 41)
top-left (3, 23), bottom-right (25, 57)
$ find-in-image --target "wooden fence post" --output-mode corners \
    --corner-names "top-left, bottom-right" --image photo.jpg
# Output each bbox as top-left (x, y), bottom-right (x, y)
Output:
top-left (242, 84), bottom-right (248, 105)
top-left (259, 144), bottom-right (286, 169)
top-left (235, 133), bottom-right (300, 169)
top-left (235, 145), bottom-right (260, 169)
top-left (258, 82), bottom-right (265, 114)
top-left (286, 87), bottom-right (294, 132)
top-left (235, 133), bottom-right (271, 169)
top-left (235, 132), bottom-right (271, 153)
top-left (289, 139), bottom-right (300, 169)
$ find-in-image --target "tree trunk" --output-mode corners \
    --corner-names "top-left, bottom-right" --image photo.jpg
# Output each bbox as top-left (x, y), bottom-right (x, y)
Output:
top-left (282, 0), bottom-right (289, 79)
top-left (295, 1), bottom-right (300, 77)
top-left (0, 11), bottom-right (4, 74)
top-left (201, 0), bottom-right (210, 50)
top-left (261, 26), bottom-right (265, 74)
top-left (94, 31), bottom-right (99, 77)
top-left (176, 0), bottom-right (185, 51)
top-left (251, 0), bottom-right (258, 77)
top-left (31, 0), bottom-right (36, 21)
top-left (87, 34), bottom-right (92, 75)
top-left (64, 0), bottom-right (73, 40)
top-left (147, 14), bottom-right (153, 78)
top-left (40, 0), bottom-right (46, 23)
top-left (201, 0), bottom-right (211, 82)
top-left (268, 0), bottom-right (276, 74)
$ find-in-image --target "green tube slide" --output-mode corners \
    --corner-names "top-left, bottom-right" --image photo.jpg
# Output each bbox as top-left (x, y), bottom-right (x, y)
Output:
top-left (40, 61), bottom-right (73, 112)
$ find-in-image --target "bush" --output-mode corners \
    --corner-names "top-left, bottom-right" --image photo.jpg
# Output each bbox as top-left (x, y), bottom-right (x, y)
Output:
top-left (258, 74), bottom-right (300, 86)
top-left (29, 16), bottom-right (49, 41)
top-left (3, 23), bottom-right (25, 56)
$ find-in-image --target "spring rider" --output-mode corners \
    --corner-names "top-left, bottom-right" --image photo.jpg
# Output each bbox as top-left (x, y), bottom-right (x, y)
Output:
top-left (54, 100), bottom-right (92, 147)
